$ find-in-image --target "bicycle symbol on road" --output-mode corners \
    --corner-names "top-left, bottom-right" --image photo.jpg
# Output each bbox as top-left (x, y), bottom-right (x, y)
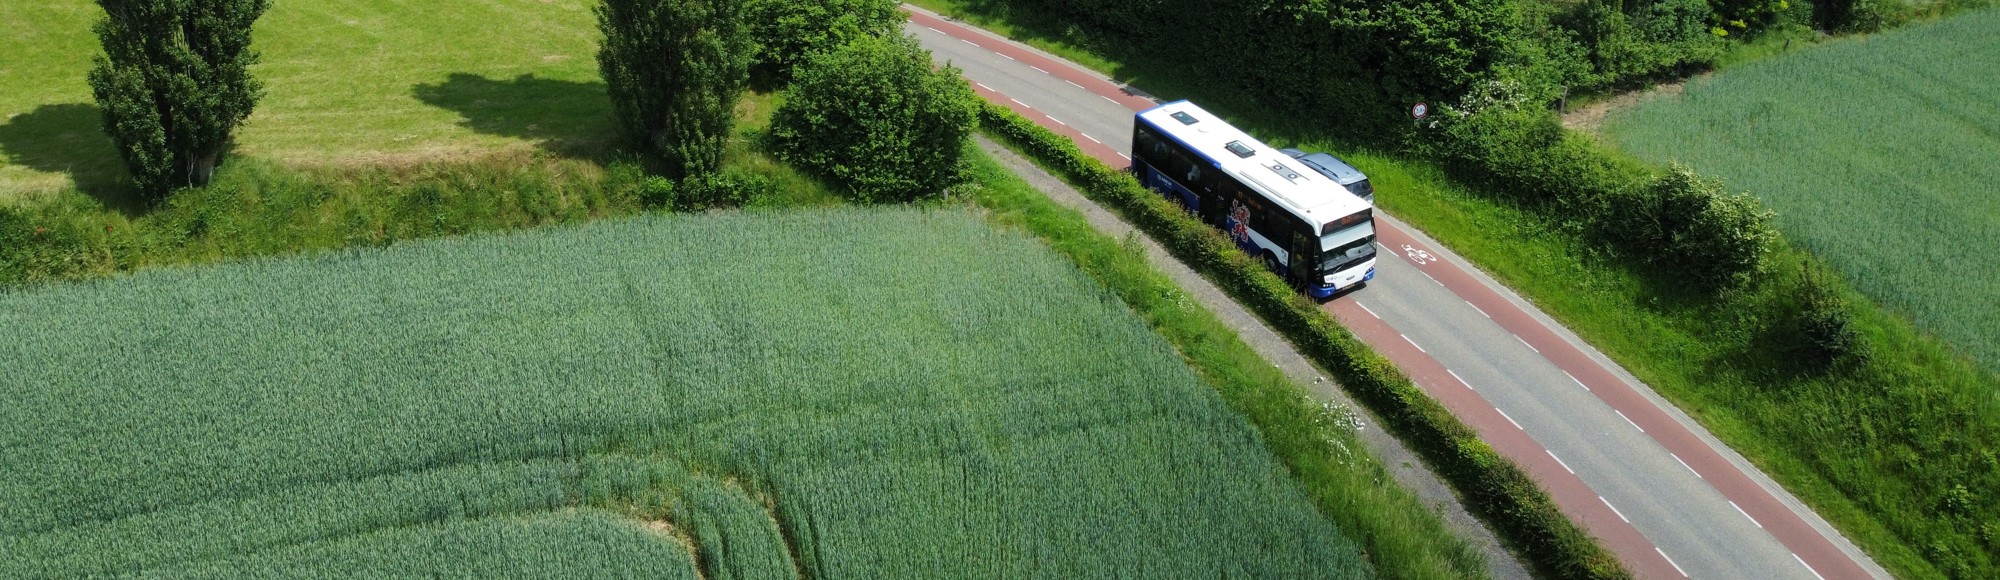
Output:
top-left (1402, 244), bottom-right (1437, 265)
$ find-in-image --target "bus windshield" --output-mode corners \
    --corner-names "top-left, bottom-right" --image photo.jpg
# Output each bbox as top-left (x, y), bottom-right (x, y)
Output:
top-left (1319, 221), bottom-right (1376, 273)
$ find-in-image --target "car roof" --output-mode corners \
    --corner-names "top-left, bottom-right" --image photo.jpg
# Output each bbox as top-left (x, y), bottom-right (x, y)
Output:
top-left (1295, 152), bottom-right (1367, 185)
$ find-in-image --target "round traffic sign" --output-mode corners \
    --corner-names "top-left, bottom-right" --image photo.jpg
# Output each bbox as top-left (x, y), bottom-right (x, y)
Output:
top-left (1412, 102), bottom-right (1429, 119)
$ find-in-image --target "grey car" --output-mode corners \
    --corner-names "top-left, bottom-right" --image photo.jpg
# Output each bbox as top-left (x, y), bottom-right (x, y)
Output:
top-left (1278, 148), bottom-right (1373, 204)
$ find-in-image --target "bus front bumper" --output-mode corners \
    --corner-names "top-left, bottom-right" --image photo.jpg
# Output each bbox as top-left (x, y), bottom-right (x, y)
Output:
top-left (1311, 267), bottom-right (1375, 299)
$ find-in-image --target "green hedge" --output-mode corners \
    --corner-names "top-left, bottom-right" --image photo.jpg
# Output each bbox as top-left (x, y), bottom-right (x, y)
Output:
top-left (1424, 106), bottom-right (1778, 289)
top-left (977, 101), bottom-right (1630, 580)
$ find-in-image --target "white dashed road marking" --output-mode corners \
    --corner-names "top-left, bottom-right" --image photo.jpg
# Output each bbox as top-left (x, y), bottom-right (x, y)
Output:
top-left (1564, 370), bottom-right (1590, 392)
top-left (1616, 409), bottom-right (1644, 433)
top-left (1497, 408), bottom-right (1523, 430)
top-left (1658, 548), bottom-right (1689, 578)
top-left (1672, 453), bottom-right (1702, 479)
top-left (1600, 496), bottom-right (1630, 523)
top-left (1547, 450), bottom-right (1575, 474)
top-left (1794, 553), bottom-right (1826, 580)
top-left (1731, 501), bottom-right (1762, 529)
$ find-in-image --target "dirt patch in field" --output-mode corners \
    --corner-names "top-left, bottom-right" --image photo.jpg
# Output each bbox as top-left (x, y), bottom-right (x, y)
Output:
top-left (1561, 79), bottom-right (1693, 134)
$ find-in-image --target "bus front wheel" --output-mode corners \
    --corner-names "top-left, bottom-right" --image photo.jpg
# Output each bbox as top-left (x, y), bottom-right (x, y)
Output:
top-left (1262, 252), bottom-right (1282, 275)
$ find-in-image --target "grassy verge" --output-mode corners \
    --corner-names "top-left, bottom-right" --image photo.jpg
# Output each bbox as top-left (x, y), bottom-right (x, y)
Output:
top-left (958, 144), bottom-right (1489, 580)
top-left (973, 103), bottom-right (1626, 579)
top-left (0, 89), bottom-right (837, 287)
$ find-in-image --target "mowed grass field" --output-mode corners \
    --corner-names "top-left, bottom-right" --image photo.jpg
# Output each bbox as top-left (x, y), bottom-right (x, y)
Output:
top-left (0, 208), bottom-right (1373, 578)
top-left (0, 0), bottom-right (611, 200)
top-left (1604, 7), bottom-right (2000, 374)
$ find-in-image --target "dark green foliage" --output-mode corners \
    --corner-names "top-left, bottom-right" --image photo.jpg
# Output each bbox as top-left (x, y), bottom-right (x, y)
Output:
top-left (1548, 0), bottom-right (1725, 91)
top-left (640, 175), bottom-right (678, 208)
top-left (1708, 0), bottom-right (1792, 32)
top-left (1609, 165), bottom-right (1776, 287)
top-left (85, 0), bottom-right (270, 198)
top-left (743, 0), bottom-right (902, 81)
top-left (982, 0), bottom-right (1518, 138)
top-left (769, 34), bottom-right (979, 202)
top-left (977, 101), bottom-right (1631, 580)
top-left (1426, 106), bottom-right (1774, 290)
top-left (595, 0), bottom-right (754, 176)
top-left (1791, 264), bottom-right (1867, 371)
top-left (676, 166), bottom-right (774, 209)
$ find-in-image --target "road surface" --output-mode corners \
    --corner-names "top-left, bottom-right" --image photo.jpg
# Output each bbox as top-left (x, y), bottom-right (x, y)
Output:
top-left (907, 6), bottom-right (1889, 579)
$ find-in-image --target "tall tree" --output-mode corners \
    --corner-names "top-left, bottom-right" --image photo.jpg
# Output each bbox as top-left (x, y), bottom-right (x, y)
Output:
top-left (596, 0), bottom-right (754, 177)
top-left (87, 0), bottom-right (270, 198)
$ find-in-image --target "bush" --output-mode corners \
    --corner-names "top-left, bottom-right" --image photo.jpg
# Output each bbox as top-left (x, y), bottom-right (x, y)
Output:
top-left (768, 34), bottom-right (979, 202)
top-left (1431, 105), bottom-right (1641, 213)
top-left (1612, 164), bottom-right (1777, 287)
top-left (1792, 263), bottom-right (1868, 370)
top-left (1426, 108), bottom-right (1772, 289)
top-left (743, 0), bottom-right (901, 81)
top-left (595, 0), bottom-right (754, 177)
top-left (676, 167), bottom-right (774, 209)
top-left (87, 0), bottom-right (271, 197)
top-left (1551, 0), bottom-right (1724, 91)
top-left (639, 176), bottom-right (677, 208)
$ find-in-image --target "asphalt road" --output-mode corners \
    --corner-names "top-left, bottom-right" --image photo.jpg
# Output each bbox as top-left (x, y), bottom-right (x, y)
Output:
top-left (908, 7), bottom-right (1888, 579)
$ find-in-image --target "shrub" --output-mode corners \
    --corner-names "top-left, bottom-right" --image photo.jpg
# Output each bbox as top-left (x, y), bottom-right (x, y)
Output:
top-left (1792, 263), bottom-right (1868, 370)
top-left (1616, 164), bottom-right (1777, 287)
top-left (595, 0), bottom-right (754, 177)
top-left (1551, 0), bottom-right (1724, 91)
top-left (743, 0), bottom-right (901, 81)
top-left (86, 0), bottom-right (271, 197)
top-left (677, 167), bottom-right (774, 209)
top-left (639, 176), bottom-right (677, 208)
top-left (768, 34), bottom-right (979, 202)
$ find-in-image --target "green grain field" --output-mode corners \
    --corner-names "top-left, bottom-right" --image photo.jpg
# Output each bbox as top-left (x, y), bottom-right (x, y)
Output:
top-left (0, 208), bottom-right (1372, 578)
top-left (1604, 7), bottom-right (2000, 374)
top-left (0, 0), bottom-right (611, 199)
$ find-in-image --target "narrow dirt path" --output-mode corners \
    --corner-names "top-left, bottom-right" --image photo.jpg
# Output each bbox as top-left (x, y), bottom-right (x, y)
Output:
top-left (1560, 80), bottom-right (1691, 134)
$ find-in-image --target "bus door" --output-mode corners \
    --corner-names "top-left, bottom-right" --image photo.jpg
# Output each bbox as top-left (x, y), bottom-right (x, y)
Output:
top-left (1288, 231), bottom-right (1313, 290)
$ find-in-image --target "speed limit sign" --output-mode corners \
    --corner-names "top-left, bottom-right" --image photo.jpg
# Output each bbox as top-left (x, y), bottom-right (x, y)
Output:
top-left (1412, 102), bottom-right (1429, 119)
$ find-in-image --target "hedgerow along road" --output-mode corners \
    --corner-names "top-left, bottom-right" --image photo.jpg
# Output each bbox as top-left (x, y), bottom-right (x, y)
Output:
top-left (903, 6), bottom-right (1887, 579)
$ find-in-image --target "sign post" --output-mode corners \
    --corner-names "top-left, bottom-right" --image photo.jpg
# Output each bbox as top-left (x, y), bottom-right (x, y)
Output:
top-left (1411, 101), bottom-right (1429, 128)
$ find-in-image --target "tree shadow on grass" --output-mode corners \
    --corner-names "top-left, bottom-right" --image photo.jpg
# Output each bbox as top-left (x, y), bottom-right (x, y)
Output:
top-left (0, 103), bottom-right (148, 214)
top-left (412, 73), bottom-right (619, 161)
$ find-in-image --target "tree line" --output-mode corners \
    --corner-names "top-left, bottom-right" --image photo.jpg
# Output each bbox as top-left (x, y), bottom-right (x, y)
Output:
top-left (84, 0), bottom-right (978, 204)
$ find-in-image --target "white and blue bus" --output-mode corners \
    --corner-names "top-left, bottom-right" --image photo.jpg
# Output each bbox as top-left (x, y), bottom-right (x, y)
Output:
top-left (1132, 100), bottom-right (1377, 298)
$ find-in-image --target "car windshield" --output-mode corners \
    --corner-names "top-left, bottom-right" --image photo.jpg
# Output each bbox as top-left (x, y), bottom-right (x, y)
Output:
top-left (1319, 222), bottom-right (1376, 273)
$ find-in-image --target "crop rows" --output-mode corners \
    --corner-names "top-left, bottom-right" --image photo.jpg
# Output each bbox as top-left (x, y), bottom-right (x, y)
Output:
top-left (0, 208), bottom-right (1370, 577)
top-left (1605, 7), bottom-right (2000, 373)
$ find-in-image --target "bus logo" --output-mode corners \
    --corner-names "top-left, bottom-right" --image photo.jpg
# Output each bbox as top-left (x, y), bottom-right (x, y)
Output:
top-left (1228, 200), bottom-right (1251, 244)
